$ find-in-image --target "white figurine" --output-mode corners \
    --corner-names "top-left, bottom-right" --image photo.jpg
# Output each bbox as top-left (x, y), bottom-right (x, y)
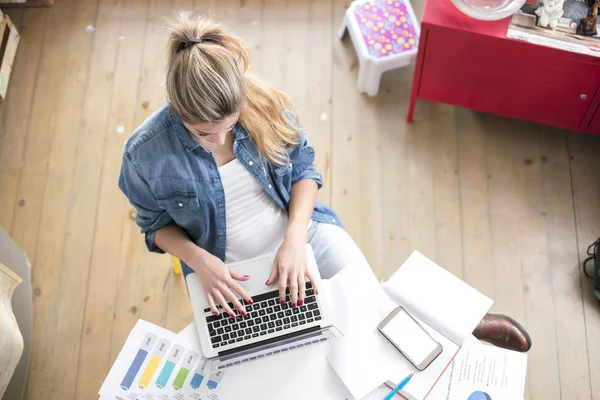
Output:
top-left (535, 0), bottom-right (565, 30)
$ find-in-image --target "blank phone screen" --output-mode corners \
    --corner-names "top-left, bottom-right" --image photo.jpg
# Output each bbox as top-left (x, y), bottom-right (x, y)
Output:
top-left (381, 309), bottom-right (439, 365)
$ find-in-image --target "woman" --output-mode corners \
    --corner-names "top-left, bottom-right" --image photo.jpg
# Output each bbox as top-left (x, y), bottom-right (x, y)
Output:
top-left (119, 11), bottom-right (531, 352)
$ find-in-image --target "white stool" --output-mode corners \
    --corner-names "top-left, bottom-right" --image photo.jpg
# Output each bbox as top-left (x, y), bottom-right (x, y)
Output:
top-left (338, 0), bottom-right (421, 96)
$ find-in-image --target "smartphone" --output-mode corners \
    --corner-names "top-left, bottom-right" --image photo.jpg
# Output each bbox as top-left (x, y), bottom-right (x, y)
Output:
top-left (377, 306), bottom-right (443, 370)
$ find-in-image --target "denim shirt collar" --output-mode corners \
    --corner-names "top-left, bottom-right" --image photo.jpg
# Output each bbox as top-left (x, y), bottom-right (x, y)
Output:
top-left (167, 104), bottom-right (249, 152)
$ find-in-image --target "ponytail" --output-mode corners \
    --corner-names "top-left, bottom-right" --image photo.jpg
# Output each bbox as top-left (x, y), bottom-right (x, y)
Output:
top-left (166, 11), bottom-right (299, 165)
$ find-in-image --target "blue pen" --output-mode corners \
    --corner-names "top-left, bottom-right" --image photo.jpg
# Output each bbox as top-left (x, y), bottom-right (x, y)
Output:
top-left (384, 372), bottom-right (415, 400)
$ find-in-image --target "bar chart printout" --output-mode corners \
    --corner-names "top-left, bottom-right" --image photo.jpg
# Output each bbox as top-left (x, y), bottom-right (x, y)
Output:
top-left (190, 363), bottom-right (206, 389)
top-left (99, 320), bottom-right (227, 400)
top-left (156, 344), bottom-right (184, 388)
top-left (139, 338), bottom-right (171, 388)
top-left (120, 333), bottom-right (157, 390)
top-left (207, 371), bottom-right (224, 390)
top-left (174, 350), bottom-right (199, 390)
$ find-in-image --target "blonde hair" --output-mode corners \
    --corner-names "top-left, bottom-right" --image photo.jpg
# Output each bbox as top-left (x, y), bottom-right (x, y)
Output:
top-left (166, 11), bottom-right (299, 165)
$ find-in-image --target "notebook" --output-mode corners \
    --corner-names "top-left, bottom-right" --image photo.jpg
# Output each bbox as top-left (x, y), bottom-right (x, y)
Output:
top-left (382, 251), bottom-right (494, 400)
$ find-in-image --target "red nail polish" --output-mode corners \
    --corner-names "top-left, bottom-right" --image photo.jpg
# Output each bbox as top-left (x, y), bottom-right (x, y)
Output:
top-left (244, 275), bottom-right (250, 278)
top-left (292, 302), bottom-right (296, 308)
top-left (249, 299), bottom-right (254, 305)
top-left (214, 311), bottom-right (220, 316)
top-left (230, 313), bottom-right (236, 319)
top-left (299, 300), bottom-right (304, 306)
top-left (280, 301), bottom-right (285, 306)
top-left (242, 311), bottom-right (247, 317)
top-left (315, 290), bottom-right (319, 295)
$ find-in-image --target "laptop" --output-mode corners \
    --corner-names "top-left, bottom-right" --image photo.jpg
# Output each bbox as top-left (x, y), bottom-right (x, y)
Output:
top-left (187, 244), bottom-right (342, 372)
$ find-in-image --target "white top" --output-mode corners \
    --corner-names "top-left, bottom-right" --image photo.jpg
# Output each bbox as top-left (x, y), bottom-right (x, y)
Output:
top-left (219, 159), bottom-right (289, 263)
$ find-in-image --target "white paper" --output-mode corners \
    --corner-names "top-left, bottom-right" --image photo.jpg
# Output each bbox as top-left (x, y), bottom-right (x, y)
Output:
top-left (429, 336), bottom-right (528, 400)
top-left (323, 262), bottom-right (414, 400)
top-left (383, 251), bottom-right (493, 345)
top-left (178, 323), bottom-right (352, 400)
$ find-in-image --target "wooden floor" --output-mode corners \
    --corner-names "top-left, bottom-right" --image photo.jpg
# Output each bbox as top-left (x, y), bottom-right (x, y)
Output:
top-left (1, 1), bottom-right (600, 399)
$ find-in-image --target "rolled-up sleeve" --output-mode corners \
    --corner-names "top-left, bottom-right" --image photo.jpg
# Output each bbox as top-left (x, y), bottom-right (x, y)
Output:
top-left (118, 154), bottom-right (174, 253)
top-left (288, 119), bottom-right (323, 189)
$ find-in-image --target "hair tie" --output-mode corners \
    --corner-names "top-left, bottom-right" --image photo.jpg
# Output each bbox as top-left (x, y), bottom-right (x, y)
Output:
top-left (176, 38), bottom-right (204, 53)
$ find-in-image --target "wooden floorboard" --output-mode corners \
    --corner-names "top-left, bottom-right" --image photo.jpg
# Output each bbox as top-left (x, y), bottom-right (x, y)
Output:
top-left (569, 131), bottom-right (600, 399)
top-left (0, 1), bottom-right (598, 399)
top-left (0, 9), bottom-right (46, 232)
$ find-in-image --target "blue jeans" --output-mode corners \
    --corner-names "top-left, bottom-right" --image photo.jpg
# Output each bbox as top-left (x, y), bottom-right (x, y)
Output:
top-left (181, 222), bottom-right (365, 280)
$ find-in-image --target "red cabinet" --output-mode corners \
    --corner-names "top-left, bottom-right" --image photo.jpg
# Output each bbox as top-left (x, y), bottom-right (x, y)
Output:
top-left (408, 0), bottom-right (600, 135)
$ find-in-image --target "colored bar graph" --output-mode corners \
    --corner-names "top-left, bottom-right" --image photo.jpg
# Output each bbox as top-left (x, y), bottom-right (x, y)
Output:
top-left (156, 361), bottom-right (176, 388)
top-left (172, 367), bottom-right (190, 389)
top-left (207, 370), bottom-right (224, 390)
top-left (138, 355), bottom-right (161, 388)
top-left (173, 350), bottom-right (199, 390)
top-left (155, 344), bottom-right (184, 388)
top-left (138, 339), bottom-right (171, 389)
top-left (190, 363), bottom-right (205, 389)
top-left (120, 333), bottom-right (157, 390)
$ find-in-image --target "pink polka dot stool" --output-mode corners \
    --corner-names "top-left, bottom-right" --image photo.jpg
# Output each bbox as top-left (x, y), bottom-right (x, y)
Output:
top-left (338, 0), bottom-right (420, 96)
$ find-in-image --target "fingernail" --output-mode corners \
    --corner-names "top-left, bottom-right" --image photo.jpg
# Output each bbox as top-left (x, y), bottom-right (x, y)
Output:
top-left (298, 300), bottom-right (304, 306)
top-left (230, 313), bottom-right (236, 319)
top-left (242, 311), bottom-right (247, 317)
top-left (292, 302), bottom-right (296, 308)
top-left (248, 299), bottom-right (254, 305)
top-left (280, 301), bottom-right (285, 306)
top-left (214, 311), bottom-right (220, 316)
top-left (315, 290), bottom-right (319, 295)
top-left (244, 274), bottom-right (250, 278)
top-left (265, 280), bottom-right (270, 285)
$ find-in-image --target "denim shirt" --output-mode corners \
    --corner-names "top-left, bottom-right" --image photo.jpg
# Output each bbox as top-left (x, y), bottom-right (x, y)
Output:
top-left (118, 104), bottom-right (341, 264)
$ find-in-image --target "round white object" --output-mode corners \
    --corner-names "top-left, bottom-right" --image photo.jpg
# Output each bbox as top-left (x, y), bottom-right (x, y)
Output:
top-left (450, 0), bottom-right (527, 21)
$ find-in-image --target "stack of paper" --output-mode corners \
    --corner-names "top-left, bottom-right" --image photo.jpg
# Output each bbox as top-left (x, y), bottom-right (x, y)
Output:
top-left (323, 251), bottom-right (495, 400)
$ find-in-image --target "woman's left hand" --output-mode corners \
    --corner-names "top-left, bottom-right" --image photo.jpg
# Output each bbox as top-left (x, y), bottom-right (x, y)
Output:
top-left (266, 236), bottom-right (317, 308)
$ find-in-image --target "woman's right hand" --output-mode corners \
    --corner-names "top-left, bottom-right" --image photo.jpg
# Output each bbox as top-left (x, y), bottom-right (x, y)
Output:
top-left (189, 251), bottom-right (254, 319)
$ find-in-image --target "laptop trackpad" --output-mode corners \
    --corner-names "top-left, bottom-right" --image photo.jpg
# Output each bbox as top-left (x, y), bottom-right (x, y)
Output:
top-left (228, 255), bottom-right (276, 297)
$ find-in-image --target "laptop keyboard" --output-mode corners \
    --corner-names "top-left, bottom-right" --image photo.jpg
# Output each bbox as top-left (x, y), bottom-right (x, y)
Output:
top-left (203, 282), bottom-right (322, 349)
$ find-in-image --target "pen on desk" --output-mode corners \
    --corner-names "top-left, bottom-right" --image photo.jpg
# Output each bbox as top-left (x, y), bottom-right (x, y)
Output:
top-left (383, 372), bottom-right (414, 400)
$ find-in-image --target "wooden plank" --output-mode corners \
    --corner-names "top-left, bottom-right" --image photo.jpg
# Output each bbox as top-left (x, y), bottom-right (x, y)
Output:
top-left (379, 69), bottom-right (412, 279)
top-left (172, 0), bottom-right (194, 10)
top-left (512, 123), bottom-right (560, 400)
top-left (93, 0), bottom-right (150, 366)
top-left (19, 0), bottom-right (98, 399)
top-left (0, 9), bottom-right (47, 231)
top-left (569, 131), bottom-right (600, 399)
top-left (455, 108), bottom-right (494, 298)
top-left (236, 0), bottom-right (262, 75)
top-left (483, 115), bottom-right (531, 398)
top-left (259, 0), bottom-right (285, 88)
top-left (305, 0), bottom-right (333, 207)
top-left (404, 102), bottom-right (437, 264)
top-left (45, 3), bottom-right (119, 398)
top-left (484, 115), bottom-right (563, 400)
top-left (71, 1), bottom-right (126, 398)
top-left (356, 94), bottom-right (383, 277)
top-left (330, 0), bottom-right (361, 241)
top-left (283, 0), bottom-right (308, 121)
top-left (540, 130), bottom-right (592, 399)
top-left (14, 1), bottom-right (96, 398)
top-left (75, 0), bottom-right (149, 393)
top-left (431, 106), bottom-right (462, 277)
